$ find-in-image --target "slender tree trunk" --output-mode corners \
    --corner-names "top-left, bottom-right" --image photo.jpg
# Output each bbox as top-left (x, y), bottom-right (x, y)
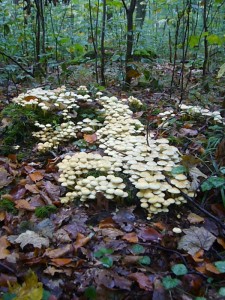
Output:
top-left (100, 0), bottom-right (106, 85)
top-left (203, 0), bottom-right (209, 76)
top-left (122, 0), bottom-right (137, 87)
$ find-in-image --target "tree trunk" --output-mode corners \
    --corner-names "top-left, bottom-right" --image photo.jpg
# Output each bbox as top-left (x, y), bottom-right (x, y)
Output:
top-left (100, 0), bottom-right (106, 85)
top-left (203, 0), bottom-right (209, 76)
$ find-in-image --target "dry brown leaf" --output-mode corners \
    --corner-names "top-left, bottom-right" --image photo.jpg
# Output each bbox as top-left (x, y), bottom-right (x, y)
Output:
top-left (192, 249), bottom-right (204, 262)
top-left (15, 199), bottom-right (35, 211)
top-left (205, 263), bottom-right (221, 274)
top-left (0, 211), bottom-right (5, 221)
top-left (83, 133), bottom-right (97, 144)
top-left (122, 255), bottom-right (143, 265)
top-left (25, 184), bottom-right (40, 194)
top-left (100, 228), bottom-right (124, 239)
top-left (122, 232), bottom-right (139, 243)
top-left (29, 171), bottom-right (44, 182)
top-left (217, 237), bottom-right (225, 249)
top-left (99, 217), bottom-right (117, 229)
top-left (45, 244), bottom-right (72, 259)
top-left (128, 272), bottom-right (153, 291)
top-left (187, 213), bottom-right (204, 224)
top-left (74, 233), bottom-right (93, 251)
top-left (50, 258), bottom-right (72, 266)
top-left (0, 235), bottom-right (10, 259)
top-left (138, 227), bottom-right (162, 242)
top-left (0, 167), bottom-right (13, 189)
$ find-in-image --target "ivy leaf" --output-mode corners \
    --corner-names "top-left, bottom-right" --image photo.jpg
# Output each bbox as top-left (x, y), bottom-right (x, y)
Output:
top-left (214, 261), bottom-right (225, 273)
top-left (171, 165), bottom-right (187, 175)
top-left (84, 286), bottom-right (97, 300)
top-left (94, 247), bottom-right (114, 258)
top-left (201, 177), bottom-right (225, 192)
top-left (171, 264), bottom-right (188, 276)
top-left (162, 276), bottom-right (181, 289)
top-left (131, 244), bottom-right (145, 254)
top-left (100, 256), bottom-right (113, 268)
top-left (139, 256), bottom-right (151, 265)
top-left (218, 287), bottom-right (225, 296)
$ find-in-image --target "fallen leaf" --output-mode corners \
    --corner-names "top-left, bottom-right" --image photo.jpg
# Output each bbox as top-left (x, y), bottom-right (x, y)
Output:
top-left (45, 244), bottom-right (72, 259)
top-left (133, 111), bottom-right (144, 119)
top-left (14, 230), bottom-right (49, 249)
top-left (217, 237), bottom-right (225, 249)
top-left (51, 258), bottom-right (72, 266)
top-left (44, 181), bottom-right (60, 201)
top-left (100, 228), bottom-right (124, 239)
top-left (122, 255), bottom-right (143, 265)
top-left (211, 203), bottom-right (225, 218)
top-left (152, 278), bottom-right (167, 300)
top-left (15, 199), bottom-right (35, 211)
top-left (128, 272), bottom-right (153, 291)
top-left (0, 167), bottom-right (13, 189)
top-left (122, 232), bottom-right (139, 243)
top-left (138, 227), bottom-right (162, 242)
top-left (29, 171), bottom-right (44, 182)
top-left (178, 226), bottom-right (216, 255)
top-left (192, 249), bottom-right (204, 262)
top-left (112, 207), bottom-right (136, 232)
top-left (0, 273), bottom-right (17, 287)
top-left (95, 269), bottom-right (132, 290)
top-left (189, 167), bottom-right (207, 190)
top-left (99, 217), bottom-right (117, 229)
top-left (0, 211), bottom-right (5, 221)
top-left (25, 184), bottom-right (40, 194)
top-left (0, 235), bottom-right (10, 259)
top-left (74, 233), bottom-right (93, 251)
top-left (179, 128), bottom-right (198, 137)
top-left (187, 213), bottom-right (204, 224)
top-left (205, 263), bottom-right (221, 274)
top-left (83, 133), bottom-right (97, 144)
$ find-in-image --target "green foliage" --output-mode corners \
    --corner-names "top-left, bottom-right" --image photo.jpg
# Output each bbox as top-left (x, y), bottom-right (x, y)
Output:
top-left (171, 166), bottom-right (187, 175)
top-left (84, 286), bottom-right (97, 300)
top-left (171, 264), bottom-right (188, 276)
top-left (34, 205), bottom-right (57, 219)
top-left (214, 261), bottom-right (225, 273)
top-left (131, 244), bottom-right (145, 254)
top-left (218, 287), bottom-right (225, 296)
top-left (83, 170), bottom-right (108, 178)
top-left (0, 199), bottom-right (17, 214)
top-left (162, 276), bottom-right (181, 290)
top-left (94, 247), bottom-right (114, 268)
top-left (201, 177), bottom-right (225, 191)
top-left (0, 104), bottom-right (61, 153)
top-left (139, 256), bottom-right (151, 265)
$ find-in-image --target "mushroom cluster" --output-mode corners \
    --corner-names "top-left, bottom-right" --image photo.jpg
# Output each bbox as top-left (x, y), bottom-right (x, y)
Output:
top-left (33, 121), bottom-right (77, 152)
top-left (158, 104), bottom-right (224, 126)
top-left (58, 152), bottom-right (126, 203)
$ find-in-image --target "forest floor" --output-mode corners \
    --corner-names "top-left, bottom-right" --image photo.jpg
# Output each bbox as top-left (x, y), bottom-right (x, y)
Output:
top-left (0, 61), bottom-right (225, 300)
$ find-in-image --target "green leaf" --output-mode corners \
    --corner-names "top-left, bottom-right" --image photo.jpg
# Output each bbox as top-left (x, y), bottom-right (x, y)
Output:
top-left (94, 248), bottom-right (114, 258)
top-left (131, 244), bottom-right (145, 254)
top-left (217, 63), bottom-right (225, 78)
top-left (100, 256), bottom-right (113, 268)
top-left (2, 293), bottom-right (16, 300)
top-left (215, 261), bottom-right (225, 273)
top-left (195, 298), bottom-right (207, 300)
top-left (84, 286), bottom-right (97, 300)
top-left (171, 264), bottom-right (188, 276)
top-left (218, 287), bottom-right (225, 296)
top-left (139, 256), bottom-right (151, 265)
top-left (162, 276), bottom-right (180, 290)
top-left (189, 35), bottom-right (200, 48)
top-left (207, 34), bottom-right (223, 45)
top-left (171, 166), bottom-right (187, 175)
top-left (201, 177), bottom-right (225, 192)
top-left (42, 290), bottom-right (51, 300)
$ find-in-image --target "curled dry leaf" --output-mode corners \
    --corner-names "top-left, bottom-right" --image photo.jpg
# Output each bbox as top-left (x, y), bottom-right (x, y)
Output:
top-left (74, 232), bottom-right (93, 251)
top-left (187, 213), bottom-right (204, 224)
top-left (29, 171), bottom-right (44, 182)
top-left (15, 199), bottom-right (35, 211)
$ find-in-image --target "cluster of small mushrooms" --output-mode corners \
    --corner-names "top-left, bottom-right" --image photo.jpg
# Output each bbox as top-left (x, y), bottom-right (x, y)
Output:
top-left (158, 104), bottom-right (224, 126)
top-left (13, 86), bottom-right (199, 219)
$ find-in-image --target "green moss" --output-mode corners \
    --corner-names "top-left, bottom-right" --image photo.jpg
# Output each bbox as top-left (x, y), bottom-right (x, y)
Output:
top-left (35, 205), bottom-right (57, 218)
top-left (0, 103), bottom-right (62, 154)
top-left (0, 199), bottom-right (18, 214)
top-left (84, 170), bottom-right (108, 178)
